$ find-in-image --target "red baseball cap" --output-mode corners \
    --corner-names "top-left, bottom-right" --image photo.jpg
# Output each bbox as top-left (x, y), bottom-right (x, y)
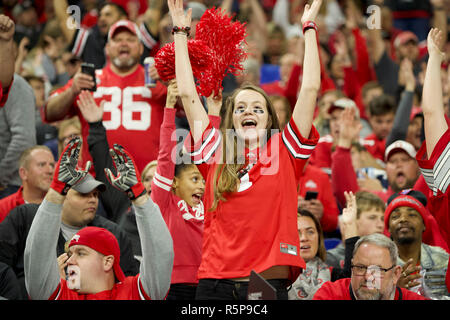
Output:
top-left (394, 31), bottom-right (419, 48)
top-left (108, 20), bottom-right (141, 42)
top-left (69, 226), bottom-right (125, 283)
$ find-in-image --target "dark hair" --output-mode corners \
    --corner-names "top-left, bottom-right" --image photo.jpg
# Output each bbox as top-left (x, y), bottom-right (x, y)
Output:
top-left (174, 163), bottom-right (196, 178)
top-left (368, 94), bottom-right (397, 116)
top-left (99, 2), bottom-right (128, 18)
top-left (297, 209), bottom-right (327, 261)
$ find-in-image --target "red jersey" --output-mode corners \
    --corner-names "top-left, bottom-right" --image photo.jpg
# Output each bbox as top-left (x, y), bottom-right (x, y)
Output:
top-left (362, 133), bottom-right (386, 162)
top-left (309, 134), bottom-right (333, 175)
top-left (416, 128), bottom-right (450, 291)
top-left (151, 108), bottom-right (204, 284)
top-left (298, 164), bottom-right (339, 232)
top-left (48, 64), bottom-right (167, 172)
top-left (187, 118), bottom-right (319, 282)
top-left (49, 275), bottom-right (151, 300)
top-left (313, 277), bottom-right (428, 300)
top-left (0, 186), bottom-right (25, 223)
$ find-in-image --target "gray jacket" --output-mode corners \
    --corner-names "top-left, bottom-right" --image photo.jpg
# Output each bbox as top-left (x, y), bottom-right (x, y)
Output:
top-left (0, 74), bottom-right (36, 187)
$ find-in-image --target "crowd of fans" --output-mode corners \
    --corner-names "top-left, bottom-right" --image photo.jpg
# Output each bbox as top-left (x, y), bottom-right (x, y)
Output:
top-left (0, 0), bottom-right (449, 301)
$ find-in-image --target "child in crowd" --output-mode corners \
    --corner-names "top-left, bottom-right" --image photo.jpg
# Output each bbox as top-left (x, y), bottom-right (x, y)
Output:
top-left (150, 80), bottom-right (205, 300)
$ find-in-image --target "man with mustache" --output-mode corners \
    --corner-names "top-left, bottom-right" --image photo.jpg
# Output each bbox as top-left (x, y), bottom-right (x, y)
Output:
top-left (313, 233), bottom-right (427, 300)
top-left (385, 190), bottom-right (449, 298)
top-left (45, 20), bottom-right (167, 186)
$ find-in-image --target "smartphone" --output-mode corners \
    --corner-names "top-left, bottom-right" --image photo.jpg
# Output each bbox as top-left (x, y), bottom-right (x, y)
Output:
top-left (81, 62), bottom-right (97, 92)
top-left (305, 191), bottom-right (318, 201)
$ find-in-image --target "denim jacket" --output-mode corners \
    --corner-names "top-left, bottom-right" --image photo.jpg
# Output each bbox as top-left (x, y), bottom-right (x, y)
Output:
top-left (398, 244), bottom-right (449, 299)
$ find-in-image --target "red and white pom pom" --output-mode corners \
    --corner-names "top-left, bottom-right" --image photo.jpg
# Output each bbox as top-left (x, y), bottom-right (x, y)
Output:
top-left (154, 39), bottom-right (216, 95)
top-left (154, 7), bottom-right (247, 98)
top-left (195, 7), bottom-right (247, 97)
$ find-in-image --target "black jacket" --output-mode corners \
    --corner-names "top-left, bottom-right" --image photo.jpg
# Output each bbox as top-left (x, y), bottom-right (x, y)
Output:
top-left (0, 203), bottom-right (139, 299)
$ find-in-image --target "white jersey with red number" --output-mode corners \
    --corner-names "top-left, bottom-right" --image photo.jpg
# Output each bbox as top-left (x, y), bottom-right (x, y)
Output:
top-left (49, 64), bottom-right (167, 172)
top-left (186, 118), bottom-right (319, 283)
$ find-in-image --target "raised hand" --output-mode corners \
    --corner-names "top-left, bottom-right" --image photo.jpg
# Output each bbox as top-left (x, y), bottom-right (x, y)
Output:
top-left (50, 137), bottom-right (91, 195)
top-left (105, 144), bottom-right (146, 200)
top-left (0, 15), bottom-right (15, 41)
top-left (166, 79), bottom-right (179, 108)
top-left (78, 90), bottom-right (104, 123)
top-left (341, 191), bottom-right (358, 238)
top-left (301, 0), bottom-right (322, 25)
top-left (337, 107), bottom-right (362, 148)
top-left (167, 0), bottom-right (192, 29)
top-left (427, 28), bottom-right (445, 59)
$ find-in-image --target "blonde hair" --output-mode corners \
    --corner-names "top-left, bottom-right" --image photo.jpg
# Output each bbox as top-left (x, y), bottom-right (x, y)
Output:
top-left (141, 160), bottom-right (158, 182)
top-left (210, 83), bottom-right (280, 211)
top-left (58, 117), bottom-right (81, 155)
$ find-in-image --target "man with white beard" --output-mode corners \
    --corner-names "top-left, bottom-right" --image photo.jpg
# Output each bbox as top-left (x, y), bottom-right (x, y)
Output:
top-left (45, 20), bottom-right (167, 176)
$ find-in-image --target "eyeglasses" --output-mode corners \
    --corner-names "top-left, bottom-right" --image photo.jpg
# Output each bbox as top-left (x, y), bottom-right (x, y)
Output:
top-left (351, 264), bottom-right (395, 276)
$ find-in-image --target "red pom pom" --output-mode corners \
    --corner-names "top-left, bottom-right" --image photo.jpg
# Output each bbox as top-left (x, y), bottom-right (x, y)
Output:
top-left (154, 40), bottom-right (216, 96)
top-left (195, 7), bottom-right (247, 97)
top-left (154, 7), bottom-right (247, 98)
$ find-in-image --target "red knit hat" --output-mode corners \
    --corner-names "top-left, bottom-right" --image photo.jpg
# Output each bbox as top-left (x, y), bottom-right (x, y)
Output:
top-left (384, 189), bottom-right (449, 253)
top-left (384, 191), bottom-right (428, 231)
top-left (69, 226), bottom-right (125, 283)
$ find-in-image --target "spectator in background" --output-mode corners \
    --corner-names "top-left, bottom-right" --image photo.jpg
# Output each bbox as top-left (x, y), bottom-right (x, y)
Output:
top-left (0, 15), bottom-right (36, 199)
top-left (310, 97), bottom-right (360, 175)
top-left (45, 20), bottom-right (167, 173)
top-left (289, 206), bottom-right (355, 300)
top-left (313, 233), bottom-right (428, 300)
top-left (361, 94), bottom-right (397, 163)
top-left (298, 161), bottom-right (339, 234)
top-left (0, 145), bottom-right (55, 223)
top-left (359, 81), bottom-right (384, 138)
top-left (12, 0), bottom-right (42, 51)
top-left (385, 190), bottom-right (449, 298)
top-left (23, 74), bottom-right (59, 155)
top-left (269, 94), bottom-right (292, 130)
top-left (0, 173), bottom-right (139, 299)
top-left (313, 90), bottom-right (344, 137)
top-left (326, 191), bottom-right (385, 269)
top-left (53, 0), bottom-right (164, 69)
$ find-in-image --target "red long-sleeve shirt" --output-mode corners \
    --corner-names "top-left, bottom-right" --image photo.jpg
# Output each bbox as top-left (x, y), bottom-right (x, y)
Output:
top-left (298, 164), bottom-right (339, 232)
top-left (151, 108), bottom-right (204, 284)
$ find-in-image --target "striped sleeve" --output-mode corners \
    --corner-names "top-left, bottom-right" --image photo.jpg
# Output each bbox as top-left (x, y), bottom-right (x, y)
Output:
top-left (70, 28), bottom-right (90, 57)
top-left (185, 122), bottom-right (222, 165)
top-left (281, 118), bottom-right (319, 160)
top-left (152, 172), bottom-right (173, 192)
top-left (139, 23), bottom-right (158, 50)
top-left (416, 129), bottom-right (450, 195)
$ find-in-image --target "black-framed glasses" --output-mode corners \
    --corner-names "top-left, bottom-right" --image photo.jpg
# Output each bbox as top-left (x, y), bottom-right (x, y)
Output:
top-left (351, 264), bottom-right (395, 276)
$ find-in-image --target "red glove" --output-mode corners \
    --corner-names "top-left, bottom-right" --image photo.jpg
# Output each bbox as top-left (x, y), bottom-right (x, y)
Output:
top-left (105, 144), bottom-right (146, 200)
top-left (50, 137), bottom-right (91, 195)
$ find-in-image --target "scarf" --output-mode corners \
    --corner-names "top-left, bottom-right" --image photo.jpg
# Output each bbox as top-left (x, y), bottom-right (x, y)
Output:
top-left (288, 256), bottom-right (332, 300)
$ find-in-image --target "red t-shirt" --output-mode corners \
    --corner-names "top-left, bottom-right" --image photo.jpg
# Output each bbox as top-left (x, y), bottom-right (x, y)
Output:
top-left (49, 275), bottom-right (151, 300)
top-left (48, 64), bottom-right (167, 172)
top-left (151, 109), bottom-right (203, 284)
top-left (187, 119), bottom-right (319, 282)
top-left (0, 186), bottom-right (25, 223)
top-left (313, 277), bottom-right (428, 300)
